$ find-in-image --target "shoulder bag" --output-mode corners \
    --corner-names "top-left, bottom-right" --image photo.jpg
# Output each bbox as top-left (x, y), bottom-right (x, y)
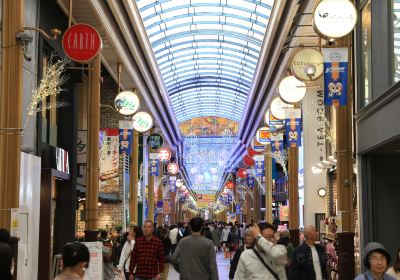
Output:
top-left (252, 248), bottom-right (280, 280)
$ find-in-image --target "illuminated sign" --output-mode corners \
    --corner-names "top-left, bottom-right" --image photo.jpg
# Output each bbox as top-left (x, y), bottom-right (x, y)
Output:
top-left (114, 90), bottom-right (140, 115)
top-left (132, 112), bottom-right (153, 132)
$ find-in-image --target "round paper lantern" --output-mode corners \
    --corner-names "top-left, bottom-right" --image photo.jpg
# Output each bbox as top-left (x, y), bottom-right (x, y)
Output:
top-left (237, 168), bottom-right (247, 179)
top-left (278, 75), bottom-right (306, 104)
top-left (313, 0), bottom-right (357, 39)
top-left (270, 97), bottom-right (294, 120)
top-left (158, 148), bottom-right (171, 161)
top-left (243, 155), bottom-right (255, 167)
top-left (225, 181), bottom-right (235, 190)
top-left (247, 146), bottom-right (261, 157)
top-left (114, 90), bottom-right (140, 115)
top-left (132, 111), bottom-right (153, 132)
top-left (167, 163), bottom-right (179, 175)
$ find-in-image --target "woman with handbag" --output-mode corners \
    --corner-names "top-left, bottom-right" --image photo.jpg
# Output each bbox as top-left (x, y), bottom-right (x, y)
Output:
top-left (117, 226), bottom-right (143, 280)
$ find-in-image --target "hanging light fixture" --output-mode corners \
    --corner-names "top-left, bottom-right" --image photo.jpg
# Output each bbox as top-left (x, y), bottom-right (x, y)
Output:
top-left (278, 75), bottom-right (307, 104)
top-left (270, 97), bottom-right (294, 120)
top-left (113, 63), bottom-right (140, 115)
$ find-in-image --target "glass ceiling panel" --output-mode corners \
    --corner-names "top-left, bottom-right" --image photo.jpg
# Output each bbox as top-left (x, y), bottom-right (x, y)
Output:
top-left (135, 0), bottom-right (275, 194)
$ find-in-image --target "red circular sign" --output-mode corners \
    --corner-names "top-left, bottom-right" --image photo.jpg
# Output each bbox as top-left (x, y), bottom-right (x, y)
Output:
top-left (243, 155), bottom-right (255, 167)
top-left (62, 24), bottom-right (102, 62)
top-left (225, 181), bottom-right (235, 190)
top-left (158, 148), bottom-right (171, 161)
top-left (167, 163), bottom-right (179, 175)
top-left (237, 168), bottom-right (247, 179)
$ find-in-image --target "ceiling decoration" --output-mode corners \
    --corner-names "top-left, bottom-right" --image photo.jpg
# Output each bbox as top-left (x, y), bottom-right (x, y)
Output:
top-left (135, 0), bottom-right (275, 123)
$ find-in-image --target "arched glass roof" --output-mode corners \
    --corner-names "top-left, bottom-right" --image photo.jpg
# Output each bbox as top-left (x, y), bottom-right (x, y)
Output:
top-left (135, 0), bottom-right (275, 123)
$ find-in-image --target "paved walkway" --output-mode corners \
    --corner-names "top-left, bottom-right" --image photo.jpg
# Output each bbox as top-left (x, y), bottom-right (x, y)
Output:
top-left (167, 251), bottom-right (231, 279)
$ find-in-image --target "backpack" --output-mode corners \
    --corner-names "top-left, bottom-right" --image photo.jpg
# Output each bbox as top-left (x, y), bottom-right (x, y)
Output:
top-left (102, 240), bottom-right (113, 262)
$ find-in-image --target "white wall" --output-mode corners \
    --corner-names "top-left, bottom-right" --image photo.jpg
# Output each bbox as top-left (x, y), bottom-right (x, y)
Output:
top-left (18, 152), bottom-right (41, 280)
top-left (302, 85), bottom-right (327, 226)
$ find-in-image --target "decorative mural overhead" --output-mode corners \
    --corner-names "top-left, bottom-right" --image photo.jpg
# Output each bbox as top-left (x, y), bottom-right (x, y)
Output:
top-left (179, 116), bottom-right (239, 136)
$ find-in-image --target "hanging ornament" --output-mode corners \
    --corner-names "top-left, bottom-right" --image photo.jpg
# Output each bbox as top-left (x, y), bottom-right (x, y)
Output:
top-left (225, 181), bottom-right (235, 190)
top-left (243, 155), bottom-right (255, 167)
top-left (237, 168), bottom-right (247, 179)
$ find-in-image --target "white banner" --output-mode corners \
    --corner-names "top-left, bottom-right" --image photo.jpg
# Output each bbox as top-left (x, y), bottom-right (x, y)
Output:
top-left (83, 242), bottom-right (103, 280)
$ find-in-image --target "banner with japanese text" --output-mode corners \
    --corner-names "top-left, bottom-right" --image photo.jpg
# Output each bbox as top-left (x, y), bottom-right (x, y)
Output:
top-left (119, 120), bottom-right (133, 155)
top-left (99, 128), bottom-right (119, 194)
top-left (149, 159), bottom-right (159, 176)
top-left (271, 133), bottom-right (284, 157)
top-left (323, 48), bottom-right (348, 106)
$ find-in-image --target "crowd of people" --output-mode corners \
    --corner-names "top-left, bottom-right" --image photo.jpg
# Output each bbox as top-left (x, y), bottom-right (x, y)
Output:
top-left (1, 219), bottom-right (400, 280)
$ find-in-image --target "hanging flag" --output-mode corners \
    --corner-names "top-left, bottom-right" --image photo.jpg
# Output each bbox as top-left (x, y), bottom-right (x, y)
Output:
top-left (119, 120), bottom-right (133, 155)
top-left (149, 159), bottom-right (159, 176)
top-left (255, 160), bottom-right (264, 177)
top-left (271, 133), bottom-right (284, 157)
top-left (285, 109), bottom-right (302, 148)
top-left (322, 48), bottom-right (348, 106)
top-left (169, 176), bottom-right (176, 192)
top-left (247, 175), bottom-right (255, 190)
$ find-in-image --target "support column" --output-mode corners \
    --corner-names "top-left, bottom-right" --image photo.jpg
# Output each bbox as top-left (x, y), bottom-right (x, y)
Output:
top-left (157, 163), bottom-right (164, 226)
top-left (129, 130), bottom-right (139, 224)
top-left (265, 145), bottom-right (273, 223)
top-left (253, 183), bottom-right (260, 223)
top-left (85, 55), bottom-right (101, 241)
top-left (170, 191), bottom-right (176, 225)
top-left (0, 0), bottom-right (24, 229)
top-left (245, 191), bottom-right (251, 223)
top-left (148, 135), bottom-right (155, 222)
top-left (288, 147), bottom-right (299, 247)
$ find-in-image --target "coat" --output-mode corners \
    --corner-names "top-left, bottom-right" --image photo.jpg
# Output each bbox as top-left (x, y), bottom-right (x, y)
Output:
top-left (287, 243), bottom-right (328, 280)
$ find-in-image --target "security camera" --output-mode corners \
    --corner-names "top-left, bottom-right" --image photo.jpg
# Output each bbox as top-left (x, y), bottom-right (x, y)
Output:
top-left (16, 32), bottom-right (34, 61)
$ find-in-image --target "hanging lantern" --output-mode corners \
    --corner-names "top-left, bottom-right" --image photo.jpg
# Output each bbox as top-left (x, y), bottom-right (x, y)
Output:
top-left (132, 111), bottom-right (153, 132)
top-left (243, 155), bottom-right (255, 167)
top-left (158, 148), bottom-right (171, 162)
top-left (237, 168), bottom-right (247, 179)
top-left (270, 97), bottom-right (294, 120)
top-left (225, 181), bottom-right (235, 190)
top-left (114, 90), bottom-right (140, 115)
top-left (167, 162), bottom-right (179, 175)
top-left (278, 75), bottom-right (307, 104)
top-left (247, 146), bottom-right (261, 158)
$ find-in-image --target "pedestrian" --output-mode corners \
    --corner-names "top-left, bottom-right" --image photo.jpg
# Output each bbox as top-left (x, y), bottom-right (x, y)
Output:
top-left (229, 228), bottom-right (254, 280)
top-left (211, 224), bottom-right (221, 252)
top-left (288, 225), bottom-right (327, 280)
top-left (220, 223), bottom-right (230, 253)
top-left (129, 220), bottom-right (165, 280)
top-left (160, 227), bottom-right (172, 279)
top-left (234, 222), bottom-right (288, 280)
top-left (239, 224), bottom-right (245, 244)
top-left (171, 216), bottom-right (219, 280)
top-left (100, 230), bottom-right (114, 280)
top-left (0, 228), bottom-right (11, 243)
top-left (201, 226), bottom-right (213, 240)
top-left (169, 224), bottom-right (179, 254)
top-left (354, 242), bottom-right (396, 280)
top-left (55, 242), bottom-right (90, 280)
top-left (277, 230), bottom-right (294, 266)
top-left (227, 225), bottom-right (240, 259)
top-left (118, 226), bottom-right (143, 280)
top-left (0, 243), bottom-right (13, 280)
top-left (387, 248), bottom-right (400, 279)
top-left (323, 233), bottom-right (338, 280)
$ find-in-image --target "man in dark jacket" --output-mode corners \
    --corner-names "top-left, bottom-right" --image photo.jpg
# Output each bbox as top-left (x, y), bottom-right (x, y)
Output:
top-left (288, 225), bottom-right (328, 280)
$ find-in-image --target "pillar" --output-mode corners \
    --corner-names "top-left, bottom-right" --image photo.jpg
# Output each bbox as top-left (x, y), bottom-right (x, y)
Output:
top-left (148, 132), bottom-right (155, 222)
top-left (245, 191), bottom-right (251, 223)
top-left (253, 183), bottom-right (260, 223)
top-left (288, 147), bottom-right (300, 247)
top-left (336, 37), bottom-right (354, 232)
top-left (265, 145), bottom-right (273, 223)
top-left (129, 130), bottom-right (139, 224)
top-left (85, 55), bottom-right (101, 240)
top-left (157, 162), bottom-right (164, 226)
top-left (0, 0), bottom-right (24, 229)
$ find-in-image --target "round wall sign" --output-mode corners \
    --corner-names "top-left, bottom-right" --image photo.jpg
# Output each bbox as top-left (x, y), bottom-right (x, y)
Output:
top-left (256, 126), bottom-right (271, 146)
top-left (147, 133), bottom-right (164, 149)
top-left (313, 0), bottom-right (357, 39)
top-left (158, 148), bottom-right (171, 162)
top-left (167, 163), bottom-right (179, 175)
top-left (264, 109), bottom-right (285, 130)
top-left (114, 90), bottom-right (140, 115)
top-left (132, 112), bottom-right (153, 132)
top-left (278, 75), bottom-right (307, 104)
top-left (270, 97), bottom-right (294, 120)
top-left (291, 49), bottom-right (324, 81)
top-left (251, 137), bottom-right (266, 152)
top-left (62, 24), bottom-right (102, 62)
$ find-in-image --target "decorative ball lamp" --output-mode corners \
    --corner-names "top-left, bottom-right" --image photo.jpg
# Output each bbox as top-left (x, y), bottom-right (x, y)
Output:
top-left (114, 90), bottom-right (140, 115)
top-left (237, 168), bottom-right (247, 179)
top-left (313, 0), bottom-right (357, 39)
top-left (243, 154), bottom-right (255, 167)
top-left (270, 97), bottom-right (294, 120)
top-left (225, 181), bottom-right (235, 190)
top-left (278, 75), bottom-right (306, 104)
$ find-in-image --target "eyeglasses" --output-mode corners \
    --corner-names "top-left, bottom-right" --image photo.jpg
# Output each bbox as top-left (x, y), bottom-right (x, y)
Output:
top-left (370, 254), bottom-right (387, 263)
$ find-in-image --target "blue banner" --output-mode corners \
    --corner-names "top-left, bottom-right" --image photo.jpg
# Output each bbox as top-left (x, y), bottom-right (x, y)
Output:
top-left (285, 109), bottom-right (302, 148)
top-left (323, 48), bottom-right (348, 106)
top-left (169, 177), bottom-right (176, 192)
top-left (149, 159), bottom-right (159, 176)
top-left (255, 161), bottom-right (264, 177)
top-left (236, 204), bottom-right (241, 214)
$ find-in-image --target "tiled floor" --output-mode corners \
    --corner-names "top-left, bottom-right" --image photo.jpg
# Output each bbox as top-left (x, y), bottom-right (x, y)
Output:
top-left (167, 251), bottom-right (231, 280)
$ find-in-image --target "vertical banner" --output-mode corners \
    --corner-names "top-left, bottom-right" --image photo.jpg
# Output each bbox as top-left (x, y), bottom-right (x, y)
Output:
top-left (99, 128), bottom-right (119, 193)
top-left (119, 120), bottom-right (133, 155)
top-left (77, 130), bottom-right (87, 163)
top-left (271, 133), bottom-right (284, 157)
top-left (149, 159), bottom-right (159, 176)
top-left (169, 176), bottom-right (176, 192)
top-left (247, 174), bottom-right (255, 190)
top-left (254, 159), bottom-right (265, 177)
top-left (285, 109), bottom-right (302, 148)
top-left (322, 48), bottom-right (348, 106)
